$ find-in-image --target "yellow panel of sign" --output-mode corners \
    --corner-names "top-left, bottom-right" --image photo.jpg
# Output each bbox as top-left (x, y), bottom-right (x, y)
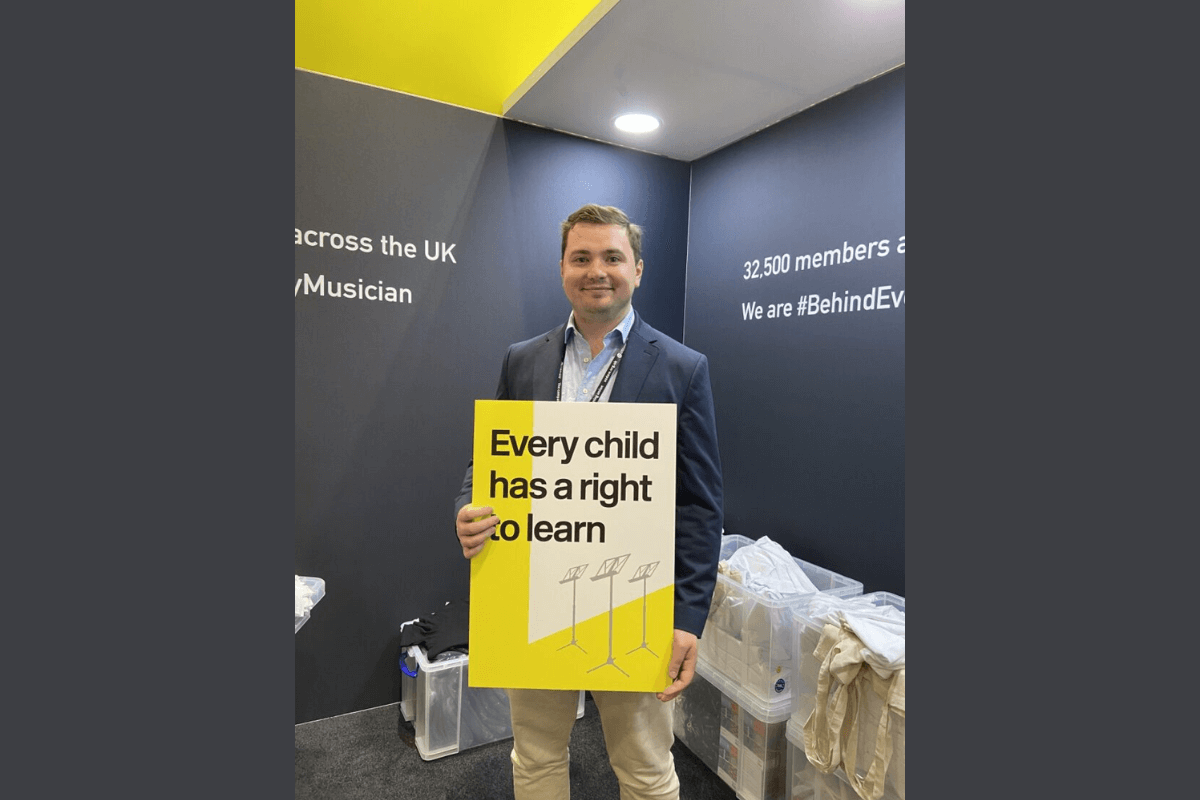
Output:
top-left (468, 399), bottom-right (677, 692)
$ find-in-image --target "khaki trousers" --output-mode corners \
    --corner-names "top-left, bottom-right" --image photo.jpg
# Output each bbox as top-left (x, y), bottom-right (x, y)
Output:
top-left (506, 688), bottom-right (679, 800)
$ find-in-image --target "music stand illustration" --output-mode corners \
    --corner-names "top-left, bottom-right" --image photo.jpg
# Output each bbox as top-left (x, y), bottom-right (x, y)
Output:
top-left (626, 561), bottom-right (660, 656)
top-left (587, 554), bottom-right (631, 677)
top-left (556, 564), bottom-right (589, 653)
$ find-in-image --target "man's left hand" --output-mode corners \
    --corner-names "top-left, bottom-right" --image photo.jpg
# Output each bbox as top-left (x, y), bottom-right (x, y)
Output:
top-left (656, 628), bottom-right (699, 702)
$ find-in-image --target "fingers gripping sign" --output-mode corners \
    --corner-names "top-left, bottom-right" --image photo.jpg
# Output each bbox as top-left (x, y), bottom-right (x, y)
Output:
top-left (456, 504), bottom-right (499, 559)
top-left (656, 629), bottom-right (698, 702)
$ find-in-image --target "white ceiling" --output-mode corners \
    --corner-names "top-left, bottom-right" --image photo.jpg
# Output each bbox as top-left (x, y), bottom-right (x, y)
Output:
top-left (504, 0), bottom-right (905, 162)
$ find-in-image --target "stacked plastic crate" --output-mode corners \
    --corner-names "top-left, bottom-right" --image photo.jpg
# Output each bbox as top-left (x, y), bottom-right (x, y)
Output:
top-left (398, 646), bottom-right (585, 761)
top-left (785, 592), bottom-right (905, 800)
top-left (674, 658), bottom-right (794, 800)
top-left (295, 575), bottom-right (325, 633)
top-left (673, 535), bottom-right (863, 800)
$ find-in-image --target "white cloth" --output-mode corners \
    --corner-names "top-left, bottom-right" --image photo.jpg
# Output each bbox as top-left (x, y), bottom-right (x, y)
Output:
top-left (724, 536), bottom-right (820, 600)
top-left (804, 593), bottom-right (882, 623)
top-left (801, 595), bottom-right (905, 673)
top-left (842, 605), bottom-right (905, 672)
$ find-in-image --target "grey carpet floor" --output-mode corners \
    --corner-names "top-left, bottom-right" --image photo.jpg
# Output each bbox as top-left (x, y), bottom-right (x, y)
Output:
top-left (295, 695), bottom-right (738, 800)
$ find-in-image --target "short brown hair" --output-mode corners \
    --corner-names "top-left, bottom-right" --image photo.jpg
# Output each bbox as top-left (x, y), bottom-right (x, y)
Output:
top-left (560, 204), bottom-right (643, 264)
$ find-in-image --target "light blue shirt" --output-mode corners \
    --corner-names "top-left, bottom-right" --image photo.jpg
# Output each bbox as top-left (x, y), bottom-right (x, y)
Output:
top-left (561, 308), bottom-right (635, 403)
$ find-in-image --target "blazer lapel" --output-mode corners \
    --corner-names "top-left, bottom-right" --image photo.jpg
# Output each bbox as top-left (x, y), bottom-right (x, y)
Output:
top-left (610, 319), bottom-right (660, 402)
top-left (531, 327), bottom-right (566, 401)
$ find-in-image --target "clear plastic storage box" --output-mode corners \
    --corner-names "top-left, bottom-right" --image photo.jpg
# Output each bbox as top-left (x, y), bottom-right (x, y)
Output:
top-left (788, 592), bottom-right (904, 800)
top-left (674, 657), bottom-right (794, 800)
top-left (785, 716), bottom-right (904, 800)
top-left (790, 592), bottom-right (904, 732)
top-left (399, 646), bottom-right (584, 761)
top-left (295, 576), bottom-right (325, 633)
top-left (698, 535), bottom-right (863, 709)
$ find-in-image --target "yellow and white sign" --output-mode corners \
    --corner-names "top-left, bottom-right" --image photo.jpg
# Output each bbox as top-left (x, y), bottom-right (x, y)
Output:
top-left (468, 399), bottom-right (677, 692)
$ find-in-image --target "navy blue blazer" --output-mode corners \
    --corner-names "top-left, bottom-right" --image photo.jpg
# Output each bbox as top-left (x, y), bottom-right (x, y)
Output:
top-left (456, 313), bottom-right (724, 637)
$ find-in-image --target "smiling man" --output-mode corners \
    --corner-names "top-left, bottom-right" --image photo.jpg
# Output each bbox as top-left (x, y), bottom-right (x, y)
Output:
top-left (454, 203), bottom-right (724, 800)
top-left (560, 217), bottom-right (643, 340)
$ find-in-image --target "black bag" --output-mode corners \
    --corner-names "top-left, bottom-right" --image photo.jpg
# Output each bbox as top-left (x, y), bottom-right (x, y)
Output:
top-left (398, 598), bottom-right (470, 665)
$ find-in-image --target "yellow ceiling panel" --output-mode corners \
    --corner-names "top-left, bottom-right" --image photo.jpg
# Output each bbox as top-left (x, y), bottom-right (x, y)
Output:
top-left (296, 0), bottom-right (615, 116)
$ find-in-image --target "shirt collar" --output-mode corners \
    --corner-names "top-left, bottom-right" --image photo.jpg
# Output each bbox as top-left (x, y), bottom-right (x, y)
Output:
top-left (565, 307), bottom-right (636, 347)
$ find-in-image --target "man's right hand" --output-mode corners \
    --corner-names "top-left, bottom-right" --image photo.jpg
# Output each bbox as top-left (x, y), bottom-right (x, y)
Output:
top-left (455, 505), bottom-right (498, 559)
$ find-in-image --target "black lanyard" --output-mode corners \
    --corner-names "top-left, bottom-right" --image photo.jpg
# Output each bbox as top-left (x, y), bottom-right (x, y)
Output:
top-left (556, 340), bottom-right (628, 402)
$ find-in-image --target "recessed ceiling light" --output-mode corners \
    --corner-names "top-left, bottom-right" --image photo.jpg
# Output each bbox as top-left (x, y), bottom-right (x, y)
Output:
top-left (614, 113), bottom-right (660, 133)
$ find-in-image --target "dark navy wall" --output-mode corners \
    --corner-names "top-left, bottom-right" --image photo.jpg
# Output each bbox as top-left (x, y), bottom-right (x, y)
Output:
top-left (295, 70), bottom-right (691, 723)
top-left (296, 66), bottom-right (905, 723)
top-left (683, 68), bottom-right (905, 597)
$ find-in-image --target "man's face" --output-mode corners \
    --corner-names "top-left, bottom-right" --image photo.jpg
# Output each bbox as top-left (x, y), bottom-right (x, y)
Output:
top-left (560, 222), bottom-right (643, 328)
